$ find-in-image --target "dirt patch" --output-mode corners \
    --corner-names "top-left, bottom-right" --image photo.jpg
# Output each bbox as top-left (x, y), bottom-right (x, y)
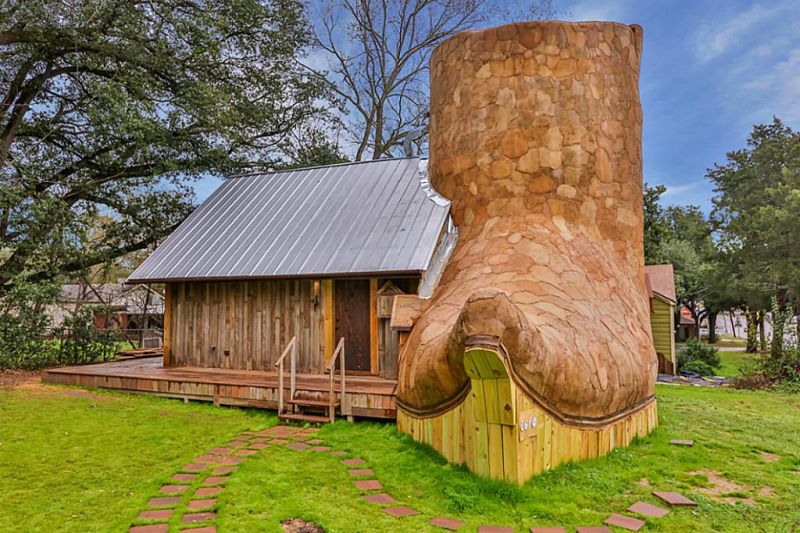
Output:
top-left (761, 452), bottom-right (779, 463)
top-left (637, 478), bottom-right (651, 488)
top-left (281, 519), bottom-right (325, 533)
top-left (1, 370), bottom-right (42, 389)
top-left (690, 469), bottom-right (748, 496)
top-left (722, 496), bottom-right (756, 506)
top-left (759, 486), bottom-right (775, 497)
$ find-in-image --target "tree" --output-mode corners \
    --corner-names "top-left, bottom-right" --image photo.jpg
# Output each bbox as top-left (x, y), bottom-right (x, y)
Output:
top-left (708, 117), bottom-right (800, 354)
top-left (643, 183), bottom-right (672, 264)
top-left (304, 0), bottom-right (557, 160)
top-left (0, 0), bottom-right (333, 293)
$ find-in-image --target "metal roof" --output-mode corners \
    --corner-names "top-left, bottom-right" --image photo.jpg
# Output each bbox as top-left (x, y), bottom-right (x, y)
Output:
top-left (128, 158), bottom-right (451, 282)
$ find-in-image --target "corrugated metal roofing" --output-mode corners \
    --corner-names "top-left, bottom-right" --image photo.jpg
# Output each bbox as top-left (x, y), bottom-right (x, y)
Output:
top-left (128, 157), bottom-right (451, 282)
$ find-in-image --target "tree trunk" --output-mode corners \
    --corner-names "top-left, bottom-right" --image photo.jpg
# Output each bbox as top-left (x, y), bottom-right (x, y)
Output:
top-left (758, 311), bottom-right (767, 352)
top-left (707, 311), bottom-right (718, 343)
top-left (729, 309), bottom-right (737, 338)
top-left (745, 308), bottom-right (758, 353)
top-left (771, 293), bottom-right (786, 359)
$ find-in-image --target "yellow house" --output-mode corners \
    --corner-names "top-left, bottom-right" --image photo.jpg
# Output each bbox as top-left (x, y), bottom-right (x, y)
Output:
top-left (644, 264), bottom-right (677, 374)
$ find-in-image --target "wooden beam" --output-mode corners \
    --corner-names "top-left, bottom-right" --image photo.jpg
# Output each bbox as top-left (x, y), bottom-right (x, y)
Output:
top-left (323, 279), bottom-right (334, 365)
top-left (162, 283), bottom-right (172, 366)
top-left (370, 278), bottom-right (378, 375)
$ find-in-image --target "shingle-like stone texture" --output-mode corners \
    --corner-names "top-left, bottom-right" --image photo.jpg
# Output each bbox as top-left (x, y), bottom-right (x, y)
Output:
top-left (397, 20), bottom-right (656, 422)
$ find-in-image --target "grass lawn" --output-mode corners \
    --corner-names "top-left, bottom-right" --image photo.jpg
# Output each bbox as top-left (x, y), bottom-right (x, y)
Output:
top-left (2, 379), bottom-right (799, 532)
top-left (716, 350), bottom-right (754, 378)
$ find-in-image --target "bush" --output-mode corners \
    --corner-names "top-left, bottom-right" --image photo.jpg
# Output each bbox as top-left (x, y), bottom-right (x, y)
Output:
top-left (680, 359), bottom-right (717, 376)
top-left (53, 306), bottom-right (117, 366)
top-left (677, 337), bottom-right (721, 372)
top-left (0, 280), bottom-right (59, 370)
top-left (734, 344), bottom-right (800, 392)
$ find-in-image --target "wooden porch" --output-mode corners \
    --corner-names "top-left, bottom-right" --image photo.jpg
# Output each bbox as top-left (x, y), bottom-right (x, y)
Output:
top-left (41, 356), bottom-right (398, 420)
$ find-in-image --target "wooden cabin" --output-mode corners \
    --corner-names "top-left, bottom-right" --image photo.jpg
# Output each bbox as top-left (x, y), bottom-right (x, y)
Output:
top-left (644, 264), bottom-right (677, 374)
top-left (42, 158), bottom-right (455, 422)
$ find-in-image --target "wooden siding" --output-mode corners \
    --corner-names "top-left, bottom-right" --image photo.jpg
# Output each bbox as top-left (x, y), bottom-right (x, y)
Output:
top-left (650, 297), bottom-right (675, 368)
top-left (168, 280), bottom-right (326, 373)
top-left (397, 347), bottom-right (658, 484)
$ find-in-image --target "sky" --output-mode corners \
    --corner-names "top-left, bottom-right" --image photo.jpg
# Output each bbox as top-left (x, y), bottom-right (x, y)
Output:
top-left (564, 0), bottom-right (800, 211)
top-left (192, 0), bottom-right (800, 213)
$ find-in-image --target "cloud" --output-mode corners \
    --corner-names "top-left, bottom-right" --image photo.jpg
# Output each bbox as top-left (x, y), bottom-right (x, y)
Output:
top-left (694, 2), bottom-right (786, 63)
top-left (567, 0), bottom-right (628, 22)
top-left (744, 48), bottom-right (800, 122)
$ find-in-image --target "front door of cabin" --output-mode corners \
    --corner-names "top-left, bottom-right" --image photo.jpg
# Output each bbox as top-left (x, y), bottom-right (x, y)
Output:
top-left (334, 279), bottom-right (371, 372)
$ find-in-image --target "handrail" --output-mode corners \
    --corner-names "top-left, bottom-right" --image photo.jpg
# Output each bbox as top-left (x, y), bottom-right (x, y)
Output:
top-left (326, 337), bottom-right (347, 422)
top-left (274, 336), bottom-right (297, 416)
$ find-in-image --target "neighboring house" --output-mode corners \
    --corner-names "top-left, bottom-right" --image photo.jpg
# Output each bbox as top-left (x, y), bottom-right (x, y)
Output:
top-left (47, 283), bottom-right (164, 335)
top-left (676, 307), bottom-right (699, 342)
top-left (644, 264), bottom-right (677, 374)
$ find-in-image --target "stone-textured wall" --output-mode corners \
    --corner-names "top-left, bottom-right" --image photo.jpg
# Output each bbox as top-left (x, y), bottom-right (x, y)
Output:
top-left (397, 21), bottom-right (657, 422)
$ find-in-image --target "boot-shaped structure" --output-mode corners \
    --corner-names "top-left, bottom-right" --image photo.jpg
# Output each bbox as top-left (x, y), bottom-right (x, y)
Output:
top-left (396, 21), bottom-right (658, 483)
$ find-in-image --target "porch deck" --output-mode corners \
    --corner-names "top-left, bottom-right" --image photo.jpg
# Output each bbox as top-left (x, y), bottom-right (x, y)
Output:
top-left (41, 357), bottom-right (398, 419)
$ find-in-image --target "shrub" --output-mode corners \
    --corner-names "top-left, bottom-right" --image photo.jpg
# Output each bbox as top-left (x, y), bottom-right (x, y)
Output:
top-left (53, 306), bottom-right (117, 366)
top-left (0, 280), bottom-right (59, 370)
top-left (733, 344), bottom-right (800, 392)
top-left (680, 359), bottom-right (717, 376)
top-left (677, 337), bottom-right (721, 372)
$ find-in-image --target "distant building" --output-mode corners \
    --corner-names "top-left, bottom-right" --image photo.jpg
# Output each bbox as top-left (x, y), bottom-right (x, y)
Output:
top-left (676, 307), bottom-right (698, 342)
top-left (47, 282), bottom-right (164, 334)
top-left (644, 264), bottom-right (677, 374)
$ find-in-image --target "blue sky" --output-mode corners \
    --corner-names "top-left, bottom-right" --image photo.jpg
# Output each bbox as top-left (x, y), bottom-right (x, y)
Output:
top-left (564, 0), bottom-right (800, 211)
top-left (193, 1), bottom-right (800, 213)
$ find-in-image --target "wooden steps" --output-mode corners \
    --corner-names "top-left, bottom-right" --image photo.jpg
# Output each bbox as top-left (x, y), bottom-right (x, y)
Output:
top-left (278, 412), bottom-right (331, 424)
top-left (288, 397), bottom-right (341, 408)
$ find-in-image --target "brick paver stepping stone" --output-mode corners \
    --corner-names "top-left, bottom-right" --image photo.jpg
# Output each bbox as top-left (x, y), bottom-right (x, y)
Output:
top-left (172, 473), bottom-right (197, 482)
top-left (478, 526), bottom-right (513, 533)
top-left (429, 516), bottom-right (465, 530)
top-left (271, 439), bottom-right (290, 445)
top-left (147, 497), bottom-right (181, 508)
top-left (653, 491), bottom-right (697, 507)
top-left (330, 451), bottom-right (348, 457)
top-left (311, 446), bottom-right (332, 452)
top-left (194, 456), bottom-right (219, 464)
top-left (627, 501), bottom-right (669, 518)
top-left (355, 479), bottom-right (382, 491)
top-left (530, 528), bottom-right (566, 533)
top-left (234, 449), bottom-right (258, 456)
top-left (227, 440), bottom-right (248, 447)
top-left (218, 457), bottom-right (245, 465)
top-left (130, 525), bottom-right (168, 533)
top-left (182, 512), bottom-right (216, 524)
top-left (202, 476), bottom-right (229, 485)
top-left (248, 443), bottom-right (269, 450)
top-left (287, 442), bottom-right (310, 450)
top-left (159, 485), bottom-right (188, 494)
top-left (382, 506), bottom-right (420, 518)
top-left (306, 439), bottom-right (324, 444)
top-left (196, 487), bottom-right (224, 497)
top-left (349, 468), bottom-right (374, 476)
top-left (251, 437), bottom-right (269, 443)
top-left (603, 514), bottom-right (645, 531)
top-left (183, 463), bottom-right (207, 472)
top-left (212, 466), bottom-right (237, 475)
top-left (363, 493), bottom-right (396, 505)
top-left (188, 499), bottom-right (217, 510)
top-left (575, 528), bottom-right (612, 533)
top-left (208, 447), bottom-right (232, 455)
top-left (138, 509), bottom-right (173, 521)
top-left (342, 458), bottom-right (366, 466)
top-left (234, 434), bottom-right (252, 440)
top-left (669, 439), bottom-right (694, 446)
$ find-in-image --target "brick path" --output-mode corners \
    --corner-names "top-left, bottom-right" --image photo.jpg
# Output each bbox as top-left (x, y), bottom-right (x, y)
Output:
top-left (129, 425), bottom-right (697, 532)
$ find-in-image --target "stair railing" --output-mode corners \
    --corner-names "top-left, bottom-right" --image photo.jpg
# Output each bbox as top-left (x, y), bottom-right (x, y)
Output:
top-left (326, 337), bottom-right (346, 422)
top-left (274, 336), bottom-right (297, 415)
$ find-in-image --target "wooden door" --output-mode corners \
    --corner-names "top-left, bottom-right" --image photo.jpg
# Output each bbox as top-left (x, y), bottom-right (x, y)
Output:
top-left (335, 279), bottom-right (371, 372)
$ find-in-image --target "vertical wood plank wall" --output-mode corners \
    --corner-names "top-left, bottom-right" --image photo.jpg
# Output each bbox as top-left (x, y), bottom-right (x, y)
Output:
top-left (168, 280), bottom-right (326, 372)
top-left (397, 347), bottom-right (658, 484)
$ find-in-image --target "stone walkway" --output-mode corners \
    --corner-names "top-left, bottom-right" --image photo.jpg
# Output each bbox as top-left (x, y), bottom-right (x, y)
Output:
top-left (129, 425), bottom-right (697, 532)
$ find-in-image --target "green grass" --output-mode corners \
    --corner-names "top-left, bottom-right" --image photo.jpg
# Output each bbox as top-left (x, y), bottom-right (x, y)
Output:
top-left (717, 349), bottom-right (754, 377)
top-left (2, 383), bottom-right (799, 532)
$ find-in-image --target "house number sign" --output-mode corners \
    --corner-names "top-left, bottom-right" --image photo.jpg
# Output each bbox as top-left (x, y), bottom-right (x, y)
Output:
top-left (518, 408), bottom-right (538, 441)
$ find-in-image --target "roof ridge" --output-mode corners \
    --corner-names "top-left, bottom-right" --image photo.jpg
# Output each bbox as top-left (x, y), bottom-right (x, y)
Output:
top-left (226, 156), bottom-right (422, 180)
